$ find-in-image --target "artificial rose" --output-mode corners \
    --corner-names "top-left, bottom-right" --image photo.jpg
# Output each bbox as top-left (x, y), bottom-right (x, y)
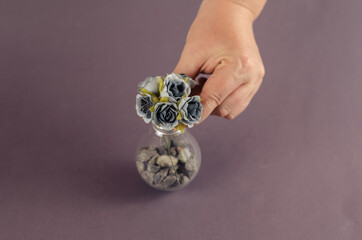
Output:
top-left (179, 73), bottom-right (196, 88)
top-left (152, 102), bottom-right (179, 130)
top-left (179, 96), bottom-right (203, 127)
top-left (135, 93), bottom-right (153, 123)
top-left (138, 76), bottom-right (160, 96)
top-left (160, 73), bottom-right (195, 101)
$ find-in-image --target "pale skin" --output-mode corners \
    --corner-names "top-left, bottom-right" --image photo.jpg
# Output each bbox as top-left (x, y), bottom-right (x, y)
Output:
top-left (174, 0), bottom-right (267, 122)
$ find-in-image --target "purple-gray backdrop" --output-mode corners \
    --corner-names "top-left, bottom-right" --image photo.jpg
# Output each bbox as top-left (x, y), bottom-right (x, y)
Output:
top-left (1, 0), bottom-right (362, 239)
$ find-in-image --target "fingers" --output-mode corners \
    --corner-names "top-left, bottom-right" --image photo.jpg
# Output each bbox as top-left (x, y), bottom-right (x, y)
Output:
top-left (199, 57), bottom-right (250, 122)
top-left (206, 56), bottom-right (264, 121)
top-left (211, 80), bottom-right (260, 119)
top-left (173, 46), bottom-right (204, 79)
top-left (174, 45), bottom-right (264, 123)
top-left (211, 83), bottom-right (251, 119)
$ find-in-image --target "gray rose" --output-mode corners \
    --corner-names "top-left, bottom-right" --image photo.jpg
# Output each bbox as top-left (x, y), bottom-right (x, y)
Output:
top-left (135, 94), bottom-right (153, 123)
top-left (138, 76), bottom-right (160, 96)
top-left (179, 73), bottom-right (196, 88)
top-left (152, 102), bottom-right (179, 130)
top-left (160, 73), bottom-right (195, 101)
top-left (179, 96), bottom-right (203, 127)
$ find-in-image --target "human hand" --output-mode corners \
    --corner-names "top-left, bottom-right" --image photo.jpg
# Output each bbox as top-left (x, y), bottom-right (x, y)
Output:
top-left (174, 0), bottom-right (266, 122)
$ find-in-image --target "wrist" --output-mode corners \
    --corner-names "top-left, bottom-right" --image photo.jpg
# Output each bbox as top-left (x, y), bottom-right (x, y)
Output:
top-left (198, 0), bottom-right (254, 27)
top-left (201, 0), bottom-right (266, 21)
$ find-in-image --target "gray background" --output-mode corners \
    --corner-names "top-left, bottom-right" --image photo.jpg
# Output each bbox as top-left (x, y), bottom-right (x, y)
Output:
top-left (1, 0), bottom-right (362, 239)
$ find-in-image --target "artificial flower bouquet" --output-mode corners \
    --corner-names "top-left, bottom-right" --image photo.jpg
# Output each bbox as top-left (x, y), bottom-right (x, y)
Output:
top-left (136, 73), bottom-right (203, 132)
top-left (135, 73), bottom-right (203, 191)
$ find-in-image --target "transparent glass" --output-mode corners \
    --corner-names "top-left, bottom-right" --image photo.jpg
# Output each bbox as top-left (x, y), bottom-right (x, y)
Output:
top-left (135, 124), bottom-right (201, 191)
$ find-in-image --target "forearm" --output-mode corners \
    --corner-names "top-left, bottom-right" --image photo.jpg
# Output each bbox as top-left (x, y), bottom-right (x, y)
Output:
top-left (201, 0), bottom-right (267, 20)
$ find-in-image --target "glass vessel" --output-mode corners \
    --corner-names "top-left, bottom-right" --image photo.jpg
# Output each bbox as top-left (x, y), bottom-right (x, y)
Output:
top-left (135, 124), bottom-right (201, 191)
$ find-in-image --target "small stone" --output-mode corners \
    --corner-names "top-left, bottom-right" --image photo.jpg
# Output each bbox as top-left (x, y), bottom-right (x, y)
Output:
top-left (178, 147), bottom-right (192, 163)
top-left (185, 160), bottom-right (197, 172)
top-left (141, 171), bottom-right (154, 184)
top-left (181, 175), bottom-right (190, 185)
top-left (162, 175), bottom-right (177, 187)
top-left (154, 169), bottom-right (168, 184)
top-left (136, 161), bottom-right (145, 172)
top-left (156, 147), bottom-right (168, 155)
top-left (188, 170), bottom-right (197, 179)
top-left (168, 165), bottom-right (178, 175)
top-left (147, 163), bottom-right (160, 173)
top-left (157, 155), bottom-right (178, 167)
top-left (146, 154), bottom-right (160, 172)
top-left (137, 149), bottom-right (157, 162)
top-left (148, 154), bottom-right (158, 165)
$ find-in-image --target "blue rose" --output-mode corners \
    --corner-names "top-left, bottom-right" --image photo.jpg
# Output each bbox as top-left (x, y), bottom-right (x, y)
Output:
top-left (152, 102), bottom-right (179, 130)
top-left (161, 73), bottom-right (195, 101)
top-left (138, 76), bottom-right (160, 96)
top-left (179, 96), bottom-right (203, 127)
top-left (135, 94), bottom-right (153, 123)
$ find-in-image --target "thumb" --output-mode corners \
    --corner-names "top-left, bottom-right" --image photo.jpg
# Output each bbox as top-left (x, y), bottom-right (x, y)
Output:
top-left (173, 46), bottom-right (203, 79)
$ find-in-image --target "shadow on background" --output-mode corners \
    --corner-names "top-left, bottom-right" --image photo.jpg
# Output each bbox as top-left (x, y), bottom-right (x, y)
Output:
top-left (72, 157), bottom-right (167, 205)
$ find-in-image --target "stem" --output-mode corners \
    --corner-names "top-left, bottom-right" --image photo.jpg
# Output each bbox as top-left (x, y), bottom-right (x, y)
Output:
top-left (162, 135), bottom-right (180, 183)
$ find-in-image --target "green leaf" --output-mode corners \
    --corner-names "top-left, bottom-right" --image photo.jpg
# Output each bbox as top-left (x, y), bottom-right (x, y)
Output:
top-left (158, 76), bottom-right (164, 94)
top-left (160, 97), bottom-right (168, 102)
top-left (175, 122), bottom-right (186, 133)
top-left (140, 88), bottom-right (156, 97)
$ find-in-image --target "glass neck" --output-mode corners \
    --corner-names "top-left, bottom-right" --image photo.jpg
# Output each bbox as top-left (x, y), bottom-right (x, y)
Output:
top-left (152, 124), bottom-right (182, 137)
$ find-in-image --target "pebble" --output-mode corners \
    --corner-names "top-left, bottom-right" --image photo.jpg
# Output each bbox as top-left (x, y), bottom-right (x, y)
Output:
top-left (156, 147), bottom-right (168, 155)
top-left (162, 175), bottom-right (177, 187)
top-left (178, 147), bottom-right (192, 163)
top-left (168, 165), bottom-right (178, 175)
top-left (136, 161), bottom-right (145, 172)
top-left (148, 154), bottom-right (158, 165)
top-left (136, 144), bottom-right (199, 190)
top-left (181, 175), bottom-right (190, 185)
top-left (147, 163), bottom-right (160, 173)
top-left (137, 149), bottom-right (157, 162)
top-left (185, 160), bottom-right (197, 172)
top-left (154, 169), bottom-right (169, 184)
top-left (141, 171), bottom-right (154, 183)
top-left (188, 170), bottom-right (197, 179)
top-left (157, 155), bottom-right (178, 167)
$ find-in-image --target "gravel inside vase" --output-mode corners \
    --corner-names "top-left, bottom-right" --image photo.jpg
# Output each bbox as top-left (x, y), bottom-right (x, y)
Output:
top-left (136, 137), bottom-right (200, 191)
